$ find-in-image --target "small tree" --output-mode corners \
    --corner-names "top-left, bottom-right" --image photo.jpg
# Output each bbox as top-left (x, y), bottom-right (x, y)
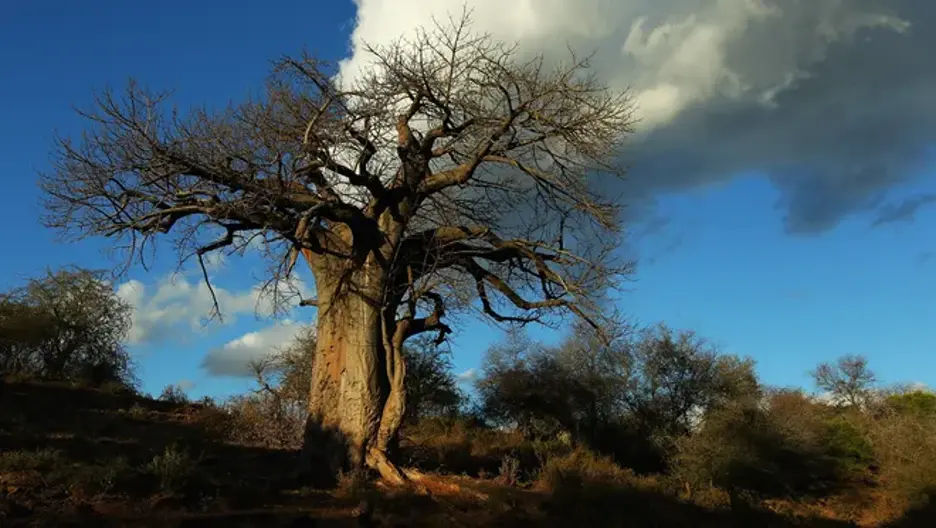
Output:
top-left (39, 11), bottom-right (634, 483)
top-left (402, 336), bottom-right (463, 424)
top-left (622, 324), bottom-right (759, 444)
top-left (229, 326), bottom-right (317, 449)
top-left (552, 319), bottom-right (632, 442)
top-left (812, 355), bottom-right (876, 408)
top-left (477, 341), bottom-right (586, 439)
top-left (159, 384), bottom-right (191, 405)
top-left (250, 325), bottom-right (317, 407)
top-left (0, 267), bottom-right (134, 387)
top-left (476, 322), bottom-right (759, 471)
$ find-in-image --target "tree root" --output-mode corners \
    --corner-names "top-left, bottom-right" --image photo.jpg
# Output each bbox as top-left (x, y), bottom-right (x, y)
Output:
top-left (366, 448), bottom-right (435, 496)
top-left (366, 447), bottom-right (407, 486)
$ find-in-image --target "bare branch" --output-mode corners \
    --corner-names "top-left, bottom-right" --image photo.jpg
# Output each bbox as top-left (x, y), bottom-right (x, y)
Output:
top-left (41, 10), bottom-right (634, 337)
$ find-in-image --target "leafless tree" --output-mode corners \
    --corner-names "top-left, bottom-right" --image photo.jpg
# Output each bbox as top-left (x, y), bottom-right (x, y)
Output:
top-left (39, 11), bottom-right (635, 484)
top-left (812, 354), bottom-right (877, 408)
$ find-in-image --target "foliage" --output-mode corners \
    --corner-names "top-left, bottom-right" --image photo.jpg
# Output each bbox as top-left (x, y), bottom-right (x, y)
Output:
top-left (145, 444), bottom-right (195, 493)
top-left (497, 454), bottom-right (521, 486)
top-left (3, 357), bottom-right (936, 525)
top-left (159, 384), bottom-right (191, 405)
top-left (623, 324), bottom-right (760, 443)
top-left (0, 267), bottom-right (135, 388)
top-left (249, 326), bottom-right (317, 407)
top-left (476, 330), bottom-right (590, 440)
top-left (535, 446), bottom-right (633, 491)
top-left (475, 322), bottom-right (760, 472)
top-left (673, 389), bottom-right (874, 502)
top-left (0, 448), bottom-right (63, 472)
top-left (402, 336), bottom-right (464, 424)
top-left (884, 389), bottom-right (936, 418)
top-left (871, 390), bottom-right (936, 511)
top-left (400, 415), bottom-right (536, 477)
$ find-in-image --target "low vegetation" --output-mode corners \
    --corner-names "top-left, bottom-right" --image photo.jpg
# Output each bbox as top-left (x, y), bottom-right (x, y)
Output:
top-left (3, 267), bottom-right (936, 526)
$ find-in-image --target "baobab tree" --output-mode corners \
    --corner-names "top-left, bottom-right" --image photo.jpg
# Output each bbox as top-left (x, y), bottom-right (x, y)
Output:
top-left (40, 13), bottom-right (635, 484)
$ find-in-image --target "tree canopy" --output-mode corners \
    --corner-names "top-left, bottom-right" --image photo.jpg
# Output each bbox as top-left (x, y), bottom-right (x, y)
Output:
top-left (0, 267), bottom-right (134, 387)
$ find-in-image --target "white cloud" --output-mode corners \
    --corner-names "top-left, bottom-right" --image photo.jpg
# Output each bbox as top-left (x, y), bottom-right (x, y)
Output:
top-left (340, 0), bottom-right (935, 233)
top-left (201, 320), bottom-right (306, 377)
top-left (341, 0), bottom-right (902, 131)
top-left (116, 273), bottom-right (301, 345)
top-left (175, 379), bottom-right (196, 392)
top-left (457, 368), bottom-right (479, 382)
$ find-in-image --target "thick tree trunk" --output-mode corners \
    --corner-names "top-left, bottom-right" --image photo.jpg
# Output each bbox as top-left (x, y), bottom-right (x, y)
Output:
top-left (298, 262), bottom-right (407, 486)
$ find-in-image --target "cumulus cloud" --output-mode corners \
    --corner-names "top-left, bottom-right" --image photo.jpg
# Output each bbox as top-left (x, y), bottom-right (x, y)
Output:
top-left (201, 321), bottom-right (306, 377)
top-left (116, 274), bottom-right (293, 345)
top-left (341, 0), bottom-right (935, 234)
top-left (457, 368), bottom-right (479, 382)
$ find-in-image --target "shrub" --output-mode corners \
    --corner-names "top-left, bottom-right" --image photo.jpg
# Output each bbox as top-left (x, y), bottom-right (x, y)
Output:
top-left (223, 393), bottom-right (306, 449)
top-left (536, 447), bottom-right (633, 491)
top-left (402, 336), bottom-right (464, 424)
top-left (57, 456), bottom-right (134, 496)
top-left (159, 384), bottom-right (190, 405)
top-left (145, 444), bottom-right (194, 493)
top-left (885, 390), bottom-right (936, 418)
top-left (217, 327), bottom-right (312, 449)
top-left (497, 454), bottom-right (520, 486)
top-left (870, 404), bottom-right (936, 511)
top-left (475, 323), bottom-right (760, 475)
top-left (93, 456), bottom-right (133, 494)
top-left (401, 416), bottom-right (535, 477)
top-left (0, 448), bottom-right (62, 472)
top-left (822, 413), bottom-right (875, 481)
top-left (126, 403), bottom-right (148, 420)
top-left (673, 390), bottom-right (857, 501)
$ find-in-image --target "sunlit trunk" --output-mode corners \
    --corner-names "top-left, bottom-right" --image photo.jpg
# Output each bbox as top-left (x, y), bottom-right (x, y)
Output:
top-left (298, 260), bottom-right (406, 486)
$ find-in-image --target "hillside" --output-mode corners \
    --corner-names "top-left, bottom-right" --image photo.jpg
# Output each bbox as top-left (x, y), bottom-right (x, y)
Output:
top-left (0, 379), bottom-right (932, 527)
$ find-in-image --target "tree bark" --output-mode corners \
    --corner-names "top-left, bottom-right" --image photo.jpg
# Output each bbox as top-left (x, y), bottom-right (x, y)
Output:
top-left (298, 260), bottom-right (407, 486)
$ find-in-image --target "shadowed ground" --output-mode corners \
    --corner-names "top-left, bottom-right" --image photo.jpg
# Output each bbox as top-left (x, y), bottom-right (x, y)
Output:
top-left (0, 380), bottom-right (928, 527)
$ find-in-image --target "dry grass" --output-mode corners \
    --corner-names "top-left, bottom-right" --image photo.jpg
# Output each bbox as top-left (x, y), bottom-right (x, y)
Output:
top-left (0, 378), bottom-right (930, 527)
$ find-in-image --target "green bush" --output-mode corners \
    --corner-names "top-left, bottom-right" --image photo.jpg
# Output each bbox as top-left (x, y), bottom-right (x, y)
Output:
top-left (673, 391), bottom-right (858, 501)
top-left (145, 444), bottom-right (195, 493)
top-left (822, 413), bottom-right (874, 480)
top-left (0, 448), bottom-right (63, 472)
top-left (885, 391), bottom-right (936, 418)
top-left (0, 268), bottom-right (135, 388)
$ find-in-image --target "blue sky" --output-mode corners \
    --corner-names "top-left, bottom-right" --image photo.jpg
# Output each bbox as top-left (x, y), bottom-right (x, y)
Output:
top-left (2, 0), bottom-right (933, 399)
